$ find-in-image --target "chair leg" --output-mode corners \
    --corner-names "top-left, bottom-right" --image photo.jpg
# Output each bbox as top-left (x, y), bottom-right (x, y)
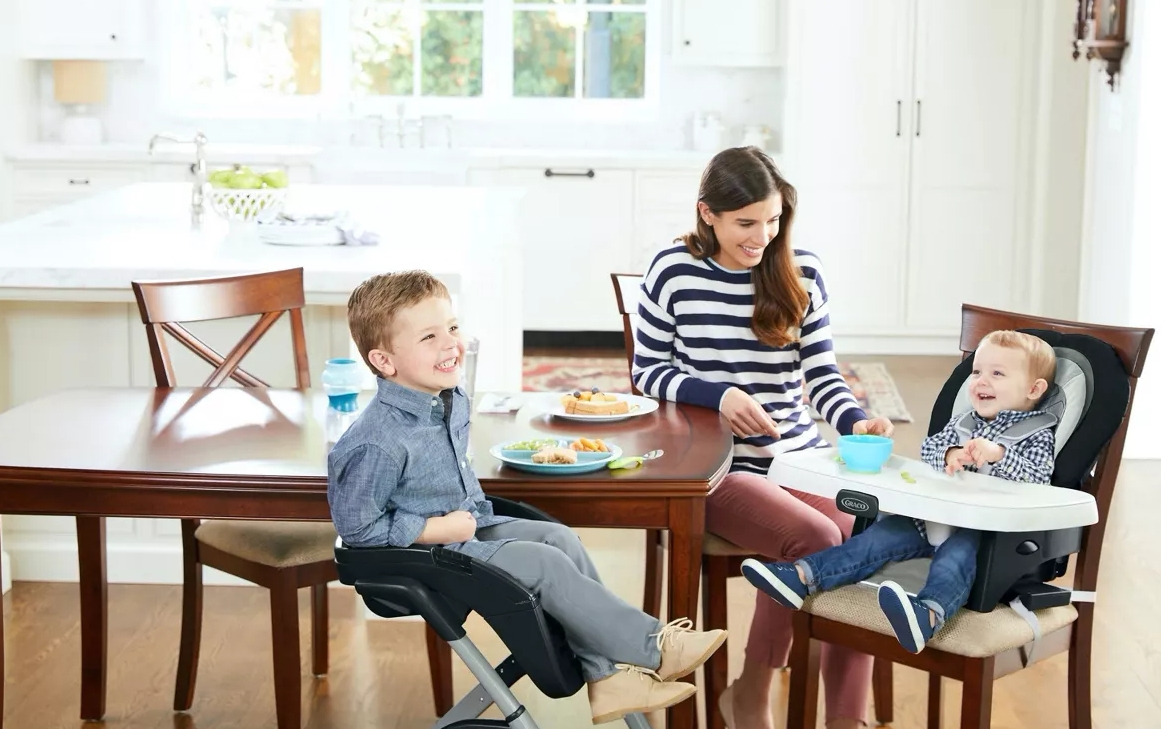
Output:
top-left (425, 623), bottom-right (455, 716)
top-left (927, 673), bottom-right (942, 729)
top-left (1068, 607), bottom-right (1094, 729)
top-left (702, 556), bottom-right (730, 729)
top-left (786, 611), bottom-right (820, 729)
top-left (642, 529), bottom-right (664, 618)
top-left (310, 583), bottom-right (328, 677)
top-left (268, 572), bottom-right (302, 729)
top-left (173, 519), bottom-right (203, 712)
top-left (958, 657), bottom-right (994, 729)
top-left (872, 658), bottom-right (893, 725)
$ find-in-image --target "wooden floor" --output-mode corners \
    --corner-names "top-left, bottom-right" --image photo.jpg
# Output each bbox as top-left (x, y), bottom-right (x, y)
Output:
top-left (3, 355), bottom-right (1159, 729)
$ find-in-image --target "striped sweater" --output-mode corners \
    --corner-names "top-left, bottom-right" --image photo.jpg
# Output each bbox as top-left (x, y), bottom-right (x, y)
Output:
top-left (632, 244), bottom-right (868, 476)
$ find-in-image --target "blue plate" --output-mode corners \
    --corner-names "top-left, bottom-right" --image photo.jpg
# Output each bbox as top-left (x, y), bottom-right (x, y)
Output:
top-left (490, 439), bottom-right (622, 475)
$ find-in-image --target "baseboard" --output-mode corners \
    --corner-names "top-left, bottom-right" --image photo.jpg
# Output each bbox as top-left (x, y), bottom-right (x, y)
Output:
top-left (524, 330), bottom-right (625, 351)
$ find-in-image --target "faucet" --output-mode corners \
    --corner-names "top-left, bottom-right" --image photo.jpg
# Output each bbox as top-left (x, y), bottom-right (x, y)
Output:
top-left (148, 131), bottom-right (209, 227)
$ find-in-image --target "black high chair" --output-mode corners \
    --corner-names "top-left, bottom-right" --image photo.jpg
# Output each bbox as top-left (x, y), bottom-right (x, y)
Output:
top-left (334, 497), bottom-right (654, 729)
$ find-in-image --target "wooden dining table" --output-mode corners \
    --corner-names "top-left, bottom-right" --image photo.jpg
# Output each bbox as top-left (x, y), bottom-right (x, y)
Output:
top-left (0, 386), bottom-right (734, 729)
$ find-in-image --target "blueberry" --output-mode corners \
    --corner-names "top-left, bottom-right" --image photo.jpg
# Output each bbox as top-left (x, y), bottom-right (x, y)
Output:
top-left (590, 386), bottom-right (600, 393)
top-left (572, 390), bottom-right (581, 398)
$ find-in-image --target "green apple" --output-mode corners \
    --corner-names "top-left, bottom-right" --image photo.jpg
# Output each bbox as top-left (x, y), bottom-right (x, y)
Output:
top-left (208, 168), bottom-right (234, 188)
top-left (228, 170), bottom-right (264, 189)
top-left (261, 170), bottom-right (289, 189)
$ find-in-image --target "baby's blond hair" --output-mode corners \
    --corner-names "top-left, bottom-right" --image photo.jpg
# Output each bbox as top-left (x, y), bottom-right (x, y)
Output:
top-left (979, 330), bottom-right (1056, 383)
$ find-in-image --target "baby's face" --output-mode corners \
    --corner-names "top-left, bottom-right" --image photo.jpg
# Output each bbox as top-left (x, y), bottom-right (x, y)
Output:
top-left (968, 343), bottom-right (1044, 419)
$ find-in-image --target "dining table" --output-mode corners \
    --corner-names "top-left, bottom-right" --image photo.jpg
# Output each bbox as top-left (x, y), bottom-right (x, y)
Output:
top-left (0, 385), bottom-right (734, 729)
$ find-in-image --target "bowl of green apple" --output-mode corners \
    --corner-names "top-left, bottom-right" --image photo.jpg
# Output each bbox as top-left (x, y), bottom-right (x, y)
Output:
top-left (206, 165), bottom-right (290, 225)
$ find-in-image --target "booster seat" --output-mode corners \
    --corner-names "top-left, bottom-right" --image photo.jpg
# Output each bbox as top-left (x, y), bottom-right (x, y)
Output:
top-left (771, 328), bottom-right (1129, 616)
top-left (333, 496), bottom-right (653, 729)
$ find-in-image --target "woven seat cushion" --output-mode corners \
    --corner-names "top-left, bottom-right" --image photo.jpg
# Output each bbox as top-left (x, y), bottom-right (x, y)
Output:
top-left (703, 532), bottom-right (753, 557)
top-left (803, 584), bottom-right (1078, 658)
top-left (195, 520), bottom-right (338, 568)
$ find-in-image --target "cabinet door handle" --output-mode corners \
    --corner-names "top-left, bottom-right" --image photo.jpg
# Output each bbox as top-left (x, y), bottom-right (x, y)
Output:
top-left (915, 100), bottom-right (922, 137)
top-left (68, 179), bottom-right (91, 185)
top-left (544, 168), bottom-right (595, 178)
top-left (895, 101), bottom-right (901, 137)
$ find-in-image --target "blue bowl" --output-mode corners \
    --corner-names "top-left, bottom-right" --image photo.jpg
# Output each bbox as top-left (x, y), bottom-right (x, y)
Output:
top-left (837, 435), bottom-right (894, 474)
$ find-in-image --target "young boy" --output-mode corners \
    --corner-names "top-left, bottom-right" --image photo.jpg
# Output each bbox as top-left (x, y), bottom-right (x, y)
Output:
top-left (739, 330), bottom-right (1058, 653)
top-left (327, 270), bottom-right (727, 723)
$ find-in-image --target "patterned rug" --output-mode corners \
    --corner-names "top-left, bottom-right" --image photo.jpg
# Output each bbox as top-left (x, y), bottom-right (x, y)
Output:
top-left (521, 356), bottom-right (913, 422)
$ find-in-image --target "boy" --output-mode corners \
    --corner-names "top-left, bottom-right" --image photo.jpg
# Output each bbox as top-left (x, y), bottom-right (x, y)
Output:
top-left (739, 330), bottom-right (1057, 653)
top-left (327, 270), bottom-right (727, 723)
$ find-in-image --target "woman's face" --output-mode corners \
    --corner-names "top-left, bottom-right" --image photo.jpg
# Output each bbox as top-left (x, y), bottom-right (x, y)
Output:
top-left (701, 194), bottom-right (782, 271)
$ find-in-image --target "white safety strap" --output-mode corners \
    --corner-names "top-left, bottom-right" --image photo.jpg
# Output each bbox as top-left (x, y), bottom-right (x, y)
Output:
top-left (1070, 590), bottom-right (1097, 603)
top-left (1008, 598), bottom-right (1042, 668)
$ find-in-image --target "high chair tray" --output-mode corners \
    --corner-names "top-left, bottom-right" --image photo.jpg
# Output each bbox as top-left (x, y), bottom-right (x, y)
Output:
top-left (768, 447), bottom-right (1097, 532)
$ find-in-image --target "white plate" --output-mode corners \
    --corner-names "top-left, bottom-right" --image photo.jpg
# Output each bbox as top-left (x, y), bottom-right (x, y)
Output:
top-left (544, 392), bottom-right (660, 423)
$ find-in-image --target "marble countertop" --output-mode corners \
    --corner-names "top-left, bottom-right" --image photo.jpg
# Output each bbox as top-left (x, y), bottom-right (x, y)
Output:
top-left (0, 182), bottom-right (522, 303)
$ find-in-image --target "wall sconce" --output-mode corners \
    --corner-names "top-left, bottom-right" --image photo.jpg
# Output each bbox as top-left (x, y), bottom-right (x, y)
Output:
top-left (1072, 0), bottom-right (1130, 89)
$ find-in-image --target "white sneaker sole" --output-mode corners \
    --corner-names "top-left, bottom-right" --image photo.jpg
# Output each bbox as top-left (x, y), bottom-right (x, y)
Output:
top-left (741, 558), bottom-right (805, 609)
top-left (878, 581), bottom-right (926, 653)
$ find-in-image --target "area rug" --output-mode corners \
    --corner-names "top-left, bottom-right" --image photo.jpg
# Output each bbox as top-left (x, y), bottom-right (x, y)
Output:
top-left (521, 357), bottom-right (913, 422)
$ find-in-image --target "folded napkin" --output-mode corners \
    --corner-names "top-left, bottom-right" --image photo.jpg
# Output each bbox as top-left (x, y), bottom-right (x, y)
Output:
top-left (475, 393), bottom-right (521, 414)
top-left (263, 210), bottom-right (381, 246)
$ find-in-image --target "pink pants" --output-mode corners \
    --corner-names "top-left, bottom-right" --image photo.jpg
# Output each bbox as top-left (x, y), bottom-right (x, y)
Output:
top-left (706, 471), bottom-right (872, 725)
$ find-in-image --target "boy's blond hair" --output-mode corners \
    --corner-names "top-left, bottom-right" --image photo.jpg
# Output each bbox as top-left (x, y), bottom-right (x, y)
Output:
top-left (347, 270), bottom-right (451, 375)
top-left (979, 330), bottom-right (1057, 383)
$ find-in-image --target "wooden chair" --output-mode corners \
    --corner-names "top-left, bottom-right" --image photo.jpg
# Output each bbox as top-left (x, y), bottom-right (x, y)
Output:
top-left (610, 273), bottom-right (894, 728)
top-left (785, 303), bottom-right (1154, 729)
top-left (131, 267), bottom-right (452, 728)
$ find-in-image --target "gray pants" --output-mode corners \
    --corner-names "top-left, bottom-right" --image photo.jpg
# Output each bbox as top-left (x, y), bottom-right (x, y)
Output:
top-left (480, 520), bottom-right (663, 682)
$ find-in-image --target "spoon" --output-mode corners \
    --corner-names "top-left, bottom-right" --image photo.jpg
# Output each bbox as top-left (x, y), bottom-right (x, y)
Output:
top-left (607, 449), bottom-right (664, 470)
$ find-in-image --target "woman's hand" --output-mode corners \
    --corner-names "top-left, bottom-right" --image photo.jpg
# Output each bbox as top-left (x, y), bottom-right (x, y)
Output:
top-left (852, 417), bottom-right (894, 438)
top-left (720, 387), bottom-right (780, 439)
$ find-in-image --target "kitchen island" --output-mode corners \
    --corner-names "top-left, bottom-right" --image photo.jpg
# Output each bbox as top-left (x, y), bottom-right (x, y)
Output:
top-left (0, 181), bottom-right (523, 585)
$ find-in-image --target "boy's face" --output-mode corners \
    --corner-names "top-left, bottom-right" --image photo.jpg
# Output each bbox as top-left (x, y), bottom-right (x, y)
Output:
top-left (968, 342), bottom-right (1048, 420)
top-left (369, 295), bottom-right (464, 395)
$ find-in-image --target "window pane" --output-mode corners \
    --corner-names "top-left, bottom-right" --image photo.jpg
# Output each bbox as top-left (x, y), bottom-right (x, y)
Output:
top-left (513, 11), bottom-right (576, 98)
top-left (351, 4), bottom-right (415, 96)
top-left (421, 11), bottom-right (483, 96)
top-left (583, 10), bottom-right (645, 98)
top-left (189, 5), bottom-right (321, 95)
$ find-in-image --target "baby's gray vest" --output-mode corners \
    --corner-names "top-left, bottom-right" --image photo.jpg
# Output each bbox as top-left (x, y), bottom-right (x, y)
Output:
top-left (952, 408), bottom-right (1058, 476)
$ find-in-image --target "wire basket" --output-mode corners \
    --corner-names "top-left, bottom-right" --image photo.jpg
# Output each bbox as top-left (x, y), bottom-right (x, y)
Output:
top-left (207, 188), bottom-right (288, 224)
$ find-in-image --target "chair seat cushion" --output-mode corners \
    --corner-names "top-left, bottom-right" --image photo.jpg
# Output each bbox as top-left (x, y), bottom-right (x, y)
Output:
top-left (195, 520), bottom-right (338, 568)
top-left (703, 532), bottom-right (753, 557)
top-left (803, 584), bottom-right (1078, 658)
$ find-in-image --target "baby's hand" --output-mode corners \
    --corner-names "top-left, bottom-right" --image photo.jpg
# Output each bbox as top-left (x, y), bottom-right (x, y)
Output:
top-left (944, 447), bottom-right (973, 475)
top-left (964, 438), bottom-right (1005, 467)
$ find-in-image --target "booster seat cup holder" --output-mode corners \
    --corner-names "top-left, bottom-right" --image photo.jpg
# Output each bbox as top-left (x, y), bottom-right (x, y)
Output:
top-left (769, 329), bottom-right (1130, 617)
top-left (333, 496), bottom-right (654, 729)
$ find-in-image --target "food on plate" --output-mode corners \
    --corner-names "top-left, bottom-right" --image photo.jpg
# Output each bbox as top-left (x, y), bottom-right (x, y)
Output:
top-left (531, 446), bottom-right (578, 465)
top-left (560, 387), bottom-right (629, 415)
top-left (505, 438), bottom-right (560, 451)
top-left (570, 437), bottom-right (609, 452)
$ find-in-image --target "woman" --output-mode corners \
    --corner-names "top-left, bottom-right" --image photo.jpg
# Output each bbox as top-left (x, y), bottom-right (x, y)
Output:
top-left (632, 146), bottom-right (893, 729)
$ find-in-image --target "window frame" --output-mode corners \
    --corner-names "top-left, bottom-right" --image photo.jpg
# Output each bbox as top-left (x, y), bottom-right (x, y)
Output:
top-left (158, 0), bottom-right (662, 124)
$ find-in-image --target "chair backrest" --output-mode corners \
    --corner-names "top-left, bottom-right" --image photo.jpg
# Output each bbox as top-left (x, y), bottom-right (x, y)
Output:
top-left (947, 304), bottom-right (1153, 596)
top-left (131, 267), bottom-right (311, 389)
top-left (610, 272), bottom-right (644, 396)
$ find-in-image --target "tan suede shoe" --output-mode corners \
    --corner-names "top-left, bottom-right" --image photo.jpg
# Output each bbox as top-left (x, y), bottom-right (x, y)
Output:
top-left (653, 617), bottom-right (728, 682)
top-left (587, 665), bottom-right (697, 724)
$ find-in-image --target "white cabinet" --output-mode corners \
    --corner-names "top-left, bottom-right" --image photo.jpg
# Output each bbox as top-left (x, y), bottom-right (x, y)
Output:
top-left (671, 0), bottom-right (784, 67)
top-left (17, 0), bottom-right (145, 60)
top-left (9, 162), bottom-right (148, 218)
top-left (784, 0), bottom-right (1037, 335)
top-left (482, 167), bottom-right (634, 332)
top-left (632, 171), bottom-right (702, 273)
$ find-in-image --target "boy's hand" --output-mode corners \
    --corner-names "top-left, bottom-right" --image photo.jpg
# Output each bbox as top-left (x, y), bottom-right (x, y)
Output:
top-left (944, 447), bottom-right (973, 475)
top-left (443, 510), bottom-right (478, 543)
top-left (964, 438), bottom-right (1005, 467)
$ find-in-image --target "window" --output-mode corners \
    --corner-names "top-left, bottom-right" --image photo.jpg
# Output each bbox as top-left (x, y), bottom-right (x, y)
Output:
top-left (162, 0), bottom-right (659, 120)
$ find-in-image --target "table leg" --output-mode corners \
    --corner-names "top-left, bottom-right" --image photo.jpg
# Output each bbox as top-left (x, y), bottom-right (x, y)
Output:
top-left (76, 516), bottom-right (108, 721)
top-left (665, 497), bottom-right (705, 729)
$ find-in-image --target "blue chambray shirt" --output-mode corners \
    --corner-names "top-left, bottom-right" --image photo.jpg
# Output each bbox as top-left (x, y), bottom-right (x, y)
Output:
top-left (327, 377), bottom-right (516, 560)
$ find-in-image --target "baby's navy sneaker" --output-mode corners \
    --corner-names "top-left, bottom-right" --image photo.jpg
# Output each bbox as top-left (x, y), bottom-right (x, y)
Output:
top-left (740, 559), bottom-right (808, 609)
top-left (877, 580), bottom-right (936, 653)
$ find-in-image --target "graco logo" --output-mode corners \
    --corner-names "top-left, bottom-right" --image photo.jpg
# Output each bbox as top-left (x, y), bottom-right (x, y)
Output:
top-left (841, 497), bottom-right (870, 512)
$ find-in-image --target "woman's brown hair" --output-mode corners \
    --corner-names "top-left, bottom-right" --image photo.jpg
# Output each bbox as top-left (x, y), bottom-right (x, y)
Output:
top-left (681, 146), bottom-right (808, 349)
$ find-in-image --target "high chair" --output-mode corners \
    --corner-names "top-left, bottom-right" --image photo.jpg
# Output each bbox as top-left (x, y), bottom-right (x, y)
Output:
top-left (778, 304), bottom-right (1153, 729)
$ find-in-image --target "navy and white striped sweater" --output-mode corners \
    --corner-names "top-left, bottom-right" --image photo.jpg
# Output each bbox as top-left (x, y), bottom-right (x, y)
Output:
top-left (632, 244), bottom-right (868, 476)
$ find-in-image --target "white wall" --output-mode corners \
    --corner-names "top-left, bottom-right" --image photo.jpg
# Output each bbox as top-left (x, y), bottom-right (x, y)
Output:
top-left (1078, 0), bottom-right (1160, 459)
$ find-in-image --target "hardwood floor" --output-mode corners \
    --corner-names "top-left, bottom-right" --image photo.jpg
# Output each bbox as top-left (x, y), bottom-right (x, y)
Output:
top-left (3, 354), bottom-right (1158, 728)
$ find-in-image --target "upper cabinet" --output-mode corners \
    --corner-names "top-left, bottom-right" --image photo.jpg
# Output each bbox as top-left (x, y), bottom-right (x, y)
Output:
top-left (671, 0), bottom-right (784, 67)
top-left (16, 0), bottom-right (145, 60)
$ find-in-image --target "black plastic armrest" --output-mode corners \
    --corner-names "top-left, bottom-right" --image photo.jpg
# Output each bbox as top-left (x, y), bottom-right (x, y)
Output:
top-left (487, 495), bottom-right (562, 524)
top-left (354, 576), bottom-right (469, 641)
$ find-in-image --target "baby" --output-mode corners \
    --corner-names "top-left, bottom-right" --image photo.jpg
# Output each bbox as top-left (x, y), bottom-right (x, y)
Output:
top-left (740, 330), bottom-right (1057, 652)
